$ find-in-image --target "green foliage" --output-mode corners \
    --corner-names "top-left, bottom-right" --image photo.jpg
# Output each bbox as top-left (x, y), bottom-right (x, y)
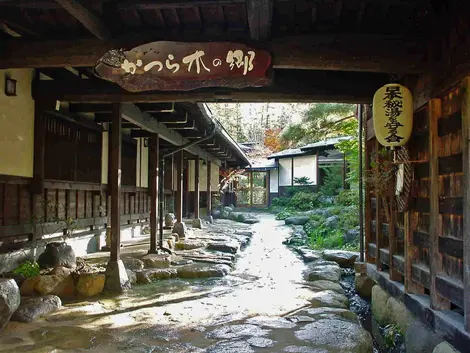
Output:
top-left (383, 324), bottom-right (404, 349)
top-left (13, 261), bottom-right (40, 278)
top-left (288, 192), bottom-right (320, 211)
top-left (319, 165), bottom-right (344, 196)
top-left (309, 225), bottom-right (344, 250)
top-left (336, 189), bottom-right (359, 206)
top-left (271, 197), bottom-right (290, 208)
top-left (275, 210), bottom-right (293, 220)
top-left (293, 176), bottom-right (312, 185)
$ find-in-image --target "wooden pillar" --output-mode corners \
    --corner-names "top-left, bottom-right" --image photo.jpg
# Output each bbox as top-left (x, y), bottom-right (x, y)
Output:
top-left (149, 135), bottom-right (159, 254)
top-left (316, 151), bottom-right (320, 188)
top-left (250, 172), bottom-right (254, 207)
top-left (291, 157), bottom-right (294, 186)
top-left (110, 103), bottom-right (122, 262)
top-left (194, 157), bottom-right (200, 218)
top-left (364, 105), bottom-right (372, 263)
top-left (207, 161), bottom-right (212, 214)
top-left (429, 98), bottom-right (450, 310)
top-left (265, 171), bottom-right (270, 206)
top-left (33, 102), bottom-right (46, 194)
top-left (375, 140), bottom-right (382, 270)
top-left (176, 150), bottom-right (183, 223)
top-left (462, 77), bottom-right (470, 330)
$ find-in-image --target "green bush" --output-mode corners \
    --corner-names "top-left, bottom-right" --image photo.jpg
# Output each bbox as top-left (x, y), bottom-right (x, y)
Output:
top-left (276, 210), bottom-right (293, 220)
top-left (319, 165), bottom-right (344, 196)
top-left (13, 261), bottom-right (40, 278)
top-left (271, 197), bottom-right (290, 208)
top-left (336, 189), bottom-right (359, 206)
top-left (288, 192), bottom-right (320, 211)
top-left (309, 225), bottom-right (344, 250)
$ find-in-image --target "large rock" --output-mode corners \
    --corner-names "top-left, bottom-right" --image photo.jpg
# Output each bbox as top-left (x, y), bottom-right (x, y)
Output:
top-left (309, 290), bottom-right (349, 309)
top-left (37, 242), bottom-right (76, 269)
top-left (35, 274), bottom-right (76, 298)
top-left (306, 280), bottom-right (344, 294)
top-left (355, 274), bottom-right (375, 299)
top-left (371, 285), bottom-right (390, 326)
top-left (432, 342), bottom-right (459, 353)
top-left (50, 266), bottom-right (72, 278)
top-left (206, 340), bottom-right (254, 353)
top-left (76, 273), bottom-right (105, 297)
top-left (164, 213), bottom-right (176, 227)
top-left (207, 324), bottom-right (271, 339)
top-left (295, 319), bottom-right (373, 353)
top-left (136, 268), bottom-right (178, 284)
top-left (126, 269), bottom-right (137, 284)
top-left (323, 250), bottom-right (358, 268)
top-left (298, 307), bottom-right (358, 322)
top-left (345, 226), bottom-right (360, 243)
top-left (207, 240), bottom-right (240, 254)
top-left (104, 260), bottom-right (131, 293)
top-left (122, 258), bottom-right (144, 271)
top-left (387, 296), bottom-right (414, 332)
top-left (177, 264), bottom-right (230, 279)
top-left (142, 253), bottom-right (172, 268)
top-left (20, 275), bottom-right (41, 296)
top-left (405, 321), bottom-right (443, 353)
top-left (295, 247), bottom-right (322, 262)
top-left (324, 215), bottom-right (340, 228)
top-left (173, 222), bottom-right (187, 238)
top-left (175, 240), bottom-right (206, 250)
top-left (285, 216), bottom-right (310, 225)
top-left (192, 218), bottom-right (203, 229)
top-left (306, 263), bottom-right (341, 282)
top-left (11, 295), bottom-right (61, 323)
top-left (0, 278), bottom-right (21, 331)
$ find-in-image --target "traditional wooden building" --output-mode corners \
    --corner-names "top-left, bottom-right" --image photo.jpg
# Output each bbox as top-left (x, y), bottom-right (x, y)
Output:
top-left (0, 0), bottom-right (470, 348)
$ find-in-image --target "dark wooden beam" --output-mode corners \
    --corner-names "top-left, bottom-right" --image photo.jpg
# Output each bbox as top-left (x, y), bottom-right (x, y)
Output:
top-left (206, 161), bottom-right (212, 214)
top-left (149, 135), bottom-right (159, 253)
top-left (461, 77), bottom-right (470, 331)
top-left (54, 0), bottom-right (110, 40)
top-left (110, 103), bottom-right (122, 262)
top-left (247, 0), bottom-right (273, 40)
top-left (33, 101), bottom-right (46, 194)
top-left (428, 98), bottom-right (450, 310)
top-left (116, 0), bottom-right (244, 9)
top-left (32, 70), bottom-right (387, 103)
top-left (71, 103), bottom-right (112, 113)
top-left (176, 150), bottom-right (183, 223)
top-left (0, 34), bottom-right (425, 74)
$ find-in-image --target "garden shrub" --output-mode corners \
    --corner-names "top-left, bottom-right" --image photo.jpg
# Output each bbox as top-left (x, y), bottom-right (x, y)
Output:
top-left (288, 192), bottom-right (320, 211)
top-left (336, 189), bottom-right (359, 206)
top-left (276, 210), bottom-right (294, 220)
top-left (13, 261), bottom-right (40, 278)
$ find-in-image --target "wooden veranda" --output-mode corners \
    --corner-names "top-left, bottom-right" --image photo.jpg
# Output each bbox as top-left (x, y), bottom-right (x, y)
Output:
top-left (1, 0), bottom-right (470, 348)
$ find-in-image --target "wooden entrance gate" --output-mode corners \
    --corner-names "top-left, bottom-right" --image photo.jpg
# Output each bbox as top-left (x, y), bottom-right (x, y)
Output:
top-left (235, 171), bottom-right (268, 207)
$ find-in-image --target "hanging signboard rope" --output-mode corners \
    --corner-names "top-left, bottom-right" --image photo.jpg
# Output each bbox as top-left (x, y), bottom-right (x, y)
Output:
top-left (94, 41), bottom-right (272, 92)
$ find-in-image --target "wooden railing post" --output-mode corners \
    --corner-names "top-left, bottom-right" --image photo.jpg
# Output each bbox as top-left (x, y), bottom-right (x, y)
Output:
top-left (206, 161), bottom-right (212, 214)
top-left (429, 98), bottom-right (450, 310)
top-left (194, 157), bottom-right (200, 219)
top-left (175, 150), bottom-right (183, 223)
top-left (149, 135), bottom-right (159, 254)
top-left (461, 77), bottom-right (470, 330)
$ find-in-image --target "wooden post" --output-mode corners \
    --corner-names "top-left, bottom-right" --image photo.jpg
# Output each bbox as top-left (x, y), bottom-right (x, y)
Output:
top-left (194, 157), bottom-right (200, 218)
top-left (176, 150), bottom-right (183, 223)
top-left (265, 171), bottom-right (270, 206)
top-left (429, 98), bottom-right (450, 310)
top-left (207, 161), bottom-right (212, 214)
top-left (110, 103), bottom-right (122, 262)
top-left (149, 135), bottom-right (159, 254)
top-left (461, 77), bottom-right (470, 330)
top-left (316, 151), bottom-right (320, 188)
top-left (364, 105), bottom-right (372, 263)
top-left (250, 172), bottom-right (254, 207)
top-left (375, 140), bottom-right (382, 270)
top-left (184, 159), bottom-right (190, 217)
top-left (33, 101), bottom-right (46, 194)
top-left (291, 157), bottom-right (294, 186)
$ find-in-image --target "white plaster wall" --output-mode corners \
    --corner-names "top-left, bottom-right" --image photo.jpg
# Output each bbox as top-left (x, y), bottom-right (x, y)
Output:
top-left (101, 130), bottom-right (108, 184)
top-left (279, 158), bottom-right (292, 186)
top-left (270, 169), bottom-right (279, 193)
top-left (293, 155), bottom-right (317, 185)
top-left (0, 69), bottom-right (35, 177)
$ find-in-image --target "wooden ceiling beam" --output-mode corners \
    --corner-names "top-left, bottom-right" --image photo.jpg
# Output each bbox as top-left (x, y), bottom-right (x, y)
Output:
top-left (54, 0), bottom-right (110, 40)
top-left (247, 0), bottom-right (273, 40)
top-left (32, 69), bottom-right (387, 103)
top-left (0, 34), bottom-right (426, 74)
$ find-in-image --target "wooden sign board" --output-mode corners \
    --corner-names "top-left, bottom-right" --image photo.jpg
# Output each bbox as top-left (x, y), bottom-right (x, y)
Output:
top-left (94, 41), bottom-right (272, 92)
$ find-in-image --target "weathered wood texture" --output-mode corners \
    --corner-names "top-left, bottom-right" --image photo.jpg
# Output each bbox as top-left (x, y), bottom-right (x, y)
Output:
top-left (365, 84), bottom-right (467, 325)
top-left (0, 179), bottom-right (150, 254)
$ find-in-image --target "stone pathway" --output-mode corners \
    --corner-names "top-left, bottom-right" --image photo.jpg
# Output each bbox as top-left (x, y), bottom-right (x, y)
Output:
top-left (0, 213), bottom-right (372, 353)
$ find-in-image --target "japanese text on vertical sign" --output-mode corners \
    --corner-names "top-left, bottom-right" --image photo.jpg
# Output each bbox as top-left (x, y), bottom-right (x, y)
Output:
top-left (383, 86), bottom-right (404, 144)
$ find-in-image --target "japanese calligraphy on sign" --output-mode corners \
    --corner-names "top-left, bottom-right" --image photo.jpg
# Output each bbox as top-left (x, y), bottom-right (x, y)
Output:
top-left (372, 83), bottom-right (413, 148)
top-left (94, 41), bottom-right (272, 92)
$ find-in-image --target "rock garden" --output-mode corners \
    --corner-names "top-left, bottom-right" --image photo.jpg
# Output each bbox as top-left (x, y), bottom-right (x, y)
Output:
top-left (0, 213), bottom-right (256, 333)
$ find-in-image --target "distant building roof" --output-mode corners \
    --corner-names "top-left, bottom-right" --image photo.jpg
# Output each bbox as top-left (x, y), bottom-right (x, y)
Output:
top-left (301, 136), bottom-right (353, 151)
top-left (246, 159), bottom-right (277, 171)
top-left (266, 148), bottom-right (305, 159)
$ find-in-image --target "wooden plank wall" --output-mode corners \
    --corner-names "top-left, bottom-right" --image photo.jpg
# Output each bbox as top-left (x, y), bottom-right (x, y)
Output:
top-left (0, 179), bottom-right (150, 254)
top-left (364, 85), bottom-right (467, 323)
